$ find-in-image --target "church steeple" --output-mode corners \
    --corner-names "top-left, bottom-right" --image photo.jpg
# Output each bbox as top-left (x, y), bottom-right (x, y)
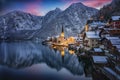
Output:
top-left (60, 26), bottom-right (64, 37)
top-left (61, 25), bottom-right (64, 33)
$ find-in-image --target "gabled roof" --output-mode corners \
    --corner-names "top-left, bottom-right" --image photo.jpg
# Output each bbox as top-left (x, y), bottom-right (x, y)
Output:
top-left (110, 40), bottom-right (120, 45)
top-left (113, 45), bottom-right (120, 48)
top-left (92, 56), bottom-right (108, 64)
top-left (106, 36), bottom-right (119, 40)
top-left (94, 48), bottom-right (103, 52)
top-left (86, 31), bottom-right (100, 39)
top-left (111, 16), bottom-right (120, 21)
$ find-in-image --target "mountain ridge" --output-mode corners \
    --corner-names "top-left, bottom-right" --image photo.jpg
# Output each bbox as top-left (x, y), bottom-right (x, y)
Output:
top-left (93, 0), bottom-right (120, 20)
top-left (0, 2), bottom-right (98, 40)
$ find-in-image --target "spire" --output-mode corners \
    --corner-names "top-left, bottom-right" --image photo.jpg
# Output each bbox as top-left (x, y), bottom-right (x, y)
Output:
top-left (60, 25), bottom-right (65, 37)
top-left (62, 25), bottom-right (64, 33)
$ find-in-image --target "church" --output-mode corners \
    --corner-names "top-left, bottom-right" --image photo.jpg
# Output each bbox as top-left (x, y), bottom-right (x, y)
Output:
top-left (57, 26), bottom-right (66, 44)
top-left (56, 26), bottom-right (75, 46)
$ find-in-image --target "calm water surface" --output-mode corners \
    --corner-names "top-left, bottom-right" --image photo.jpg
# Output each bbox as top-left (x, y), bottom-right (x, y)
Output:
top-left (0, 41), bottom-right (92, 80)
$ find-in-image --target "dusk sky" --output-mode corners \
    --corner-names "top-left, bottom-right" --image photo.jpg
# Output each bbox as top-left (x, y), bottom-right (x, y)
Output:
top-left (0, 0), bottom-right (112, 16)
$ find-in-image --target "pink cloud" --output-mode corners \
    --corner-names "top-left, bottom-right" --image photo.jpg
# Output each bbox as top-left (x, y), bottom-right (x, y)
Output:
top-left (62, 0), bottom-right (80, 9)
top-left (25, 1), bottom-right (42, 16)
top-left (62, 0), bottom-right (112, 10)
top-left (82, 0), bottom-right (112, 9)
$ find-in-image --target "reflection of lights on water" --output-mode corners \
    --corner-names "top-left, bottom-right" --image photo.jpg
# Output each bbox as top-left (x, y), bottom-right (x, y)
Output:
top-left (51, 44), bottom-right (75, 57)
top-left (61, 50), bottom-right (65, 56)
top-left (69, 50), bottom-right (75, 54)
top-left (53, 46), bottom-right (56, 49)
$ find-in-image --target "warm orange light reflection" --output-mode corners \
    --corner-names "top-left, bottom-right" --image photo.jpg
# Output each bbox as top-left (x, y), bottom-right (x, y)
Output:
top-left (69, 50), bottom-right (75, 54)
top-left (61, 50), bottom-right (65, 56)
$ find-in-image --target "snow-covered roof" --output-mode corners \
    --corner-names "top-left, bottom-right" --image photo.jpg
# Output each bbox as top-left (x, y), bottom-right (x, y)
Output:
top-left (115, 65), bottom-right (120, 72)
top-left (106, 36), bottom-right (119, 40)
top-left (86, 31), bottom-right (100, 39)
top-left (89, 21), bottom-right (106, 27)
top-left (113, 45), bottom-right (120, 49)
top-left (103, 67), bottom-right (120, 80)
top-left (104, 28), bottom-right (120, 30)
top-left (92, 56), bottom-right (108, 64)
top-left (110, 40), bottom-right (120, 45)
top-left (98, 26), bottom-right (104, 29)
top-left (111, 16), bottom-right (120, 21)
top-left (94, 48), bottom-right (103, 52)
top-left (119, 50), bottom-right (120, 53)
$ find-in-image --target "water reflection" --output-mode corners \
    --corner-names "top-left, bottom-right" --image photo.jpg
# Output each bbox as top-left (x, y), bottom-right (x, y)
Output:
top-left (51, 45), bottom-right (75, 64)
top-left (51, 45), bottom-right (75, 56)
top-left (0, 41), bottom-right (84, 76)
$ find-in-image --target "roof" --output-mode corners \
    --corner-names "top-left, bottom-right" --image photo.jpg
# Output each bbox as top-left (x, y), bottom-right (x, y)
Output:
top-left (113, 45), bottom-right (120, 49)
top-left (94, 48), bottom-right (103, 52)
top-left (86, 31), bottom-right (100, 39)
top-left (110, 40), bottom-right (120, 45)
top-left (115, 65), bottom-right (120, 72)
top-left (89, 21), bottom-right (106, 27)
top-left (106, 36), bottom-right (119, 40)
top-left (113, 45), bottom-right (120, 52)
top-left (111, 16), bottom-right (120, 21)
top-left (92, 56), bottom-right (108, 64)
top-left (104, 28), bottom-right (120, 31)
top-left (103, 67), bottom-right (120, 80)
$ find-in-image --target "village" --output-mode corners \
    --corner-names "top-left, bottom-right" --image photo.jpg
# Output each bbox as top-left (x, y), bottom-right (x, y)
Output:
top-left (42, 15), bottom-right (120, 80)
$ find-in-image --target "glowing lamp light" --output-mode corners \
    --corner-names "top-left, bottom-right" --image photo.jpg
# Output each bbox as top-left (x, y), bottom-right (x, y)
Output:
top-left (61, 32), bottom-right (64, 37)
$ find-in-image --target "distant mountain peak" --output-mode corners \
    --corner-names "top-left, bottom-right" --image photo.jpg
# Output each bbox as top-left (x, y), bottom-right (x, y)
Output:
top-left (69, 2), bottom-right (85, 8)
top-left (55, 7), bottom-right (61, 12)
top-left (71, 2), bottom-right (84, 6)
top-left (0, 2), bottom-right (98, 40)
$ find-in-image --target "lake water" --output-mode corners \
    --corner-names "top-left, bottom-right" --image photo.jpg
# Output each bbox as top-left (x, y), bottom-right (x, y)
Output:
top-left (0, 41), bottom-right (92, 80)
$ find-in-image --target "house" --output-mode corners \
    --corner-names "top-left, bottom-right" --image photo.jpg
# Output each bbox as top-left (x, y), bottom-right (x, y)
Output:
top-left (109, 16), bottom-right (120, 29)
top-left (85, 20), bottom-right (106, 32)
top-left (92, 56), bottom-right (108, 64)
top-left (84, 31), bottom-right (100, 48)
top-left (113, 45), bottom-right (120, 53)
top-left (93, 48), bottom-right (104, 56)
top-left (101, 27), bottom-right (120, 37)
top-left (102, 37), bottom-right (120, 50)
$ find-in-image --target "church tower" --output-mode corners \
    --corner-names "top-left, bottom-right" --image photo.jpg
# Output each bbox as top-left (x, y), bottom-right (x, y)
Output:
top-left (60, 26), bottom-right (64, 37)
top-left (85, 23), bottom-right (89, 32)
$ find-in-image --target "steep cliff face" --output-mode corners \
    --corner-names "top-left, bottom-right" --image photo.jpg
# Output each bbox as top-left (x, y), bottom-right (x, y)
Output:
top-left (0, 2), bottom-right (98, 40)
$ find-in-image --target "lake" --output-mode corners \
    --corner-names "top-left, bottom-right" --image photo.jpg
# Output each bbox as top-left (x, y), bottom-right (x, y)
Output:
top-left (0, 41), bottom-right (92, 80)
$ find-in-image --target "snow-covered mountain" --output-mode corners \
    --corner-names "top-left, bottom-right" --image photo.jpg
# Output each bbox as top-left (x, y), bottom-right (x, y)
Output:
top-left (0, 11), bottom-right (43, 40)
top-left (0, 2), bottom-right (98, 40)
top-left (39, 2), bottom-right (98, 38)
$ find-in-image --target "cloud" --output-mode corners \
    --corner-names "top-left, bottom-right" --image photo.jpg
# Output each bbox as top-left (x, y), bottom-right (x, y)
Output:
top-left (61, 0), bottom-right (112, 9)
top-left (24, 1), bottom-right (42, 16)
top-left (0, 0), bottom-right (112, 16)
top-left (82, 0), bottom-right (112, 9)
